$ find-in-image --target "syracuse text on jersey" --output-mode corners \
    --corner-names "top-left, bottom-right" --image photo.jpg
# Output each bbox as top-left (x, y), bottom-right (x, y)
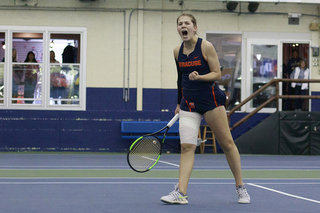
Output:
top-left (179, 59), bottom-right (201, 67)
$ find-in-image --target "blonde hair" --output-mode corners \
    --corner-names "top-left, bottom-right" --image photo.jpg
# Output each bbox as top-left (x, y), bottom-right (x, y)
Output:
top-left (176, 13), bottom-right (197, 27)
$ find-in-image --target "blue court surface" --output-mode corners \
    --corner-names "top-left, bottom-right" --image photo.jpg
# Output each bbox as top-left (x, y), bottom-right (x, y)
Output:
top-left (0, 153), bottom-right (319, 213)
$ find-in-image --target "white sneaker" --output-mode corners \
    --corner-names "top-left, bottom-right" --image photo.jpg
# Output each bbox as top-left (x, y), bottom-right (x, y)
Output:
top-left (236, 184), bottom-right (250, 204)
top-left (160, 184), bottom-right (188, 204)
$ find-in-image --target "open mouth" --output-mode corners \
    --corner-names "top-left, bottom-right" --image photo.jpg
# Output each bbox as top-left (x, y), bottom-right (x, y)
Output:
top-left (182, 30), bottom-right (188, 36)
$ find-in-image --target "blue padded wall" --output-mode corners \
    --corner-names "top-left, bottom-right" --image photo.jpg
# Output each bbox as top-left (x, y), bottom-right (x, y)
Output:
top-left (311, 92), bottom-right (320, 111)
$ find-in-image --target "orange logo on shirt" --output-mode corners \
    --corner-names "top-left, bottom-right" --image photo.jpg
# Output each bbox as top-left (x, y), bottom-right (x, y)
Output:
top-left (179, 60), bottom-right (201, 68)
top-left (189, 102), bottom-right (195, 109)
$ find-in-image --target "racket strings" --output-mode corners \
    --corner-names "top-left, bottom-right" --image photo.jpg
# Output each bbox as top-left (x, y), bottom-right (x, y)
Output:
top-left (128, 136), bottom-right (161, 171)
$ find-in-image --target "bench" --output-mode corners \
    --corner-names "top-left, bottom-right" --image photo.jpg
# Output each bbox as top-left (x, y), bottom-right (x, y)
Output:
top-left (121, 121), bottom-right (180, 140)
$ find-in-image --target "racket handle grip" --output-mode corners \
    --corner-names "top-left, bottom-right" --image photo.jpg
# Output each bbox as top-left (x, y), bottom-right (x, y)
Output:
top-left (167, 113), bottom-right (179, 128)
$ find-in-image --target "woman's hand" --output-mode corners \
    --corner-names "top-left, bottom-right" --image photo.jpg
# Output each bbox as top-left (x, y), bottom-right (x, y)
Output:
top-left (175, 104), bottom-right (181, 115)
top-left (189, 71), bottom-right (200, 81)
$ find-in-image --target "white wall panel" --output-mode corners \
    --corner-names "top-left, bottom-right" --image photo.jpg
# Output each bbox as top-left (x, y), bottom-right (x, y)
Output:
top-left (0, 0), bottom-right (319, 92)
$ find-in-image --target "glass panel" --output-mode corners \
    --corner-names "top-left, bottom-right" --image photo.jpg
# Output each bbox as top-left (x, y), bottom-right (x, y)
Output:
top-left (0, 32), bottom-right (5, 62)
top-left (0, 63), bottom-right (3, 104)
top-left (206, 33), bottom-right (242, 110)
top-left (0, 32), bottom-right (5, 104)
top-left (12, 63), bottom-right (42, 104)
top-left (250, 44), bottom-right (277, 108)
top-left (12, 32), bottom-right (43, 63)
top-left (50, 34), bottom-right (80, 63)
top-left (49, 33), bottom-right (80, 106)
top-left (11, 32), bottom-right (43, 104)
top-left (0, 32), bottom-right (6, 105)
top-left (50, 64), bottom-right (79, 105)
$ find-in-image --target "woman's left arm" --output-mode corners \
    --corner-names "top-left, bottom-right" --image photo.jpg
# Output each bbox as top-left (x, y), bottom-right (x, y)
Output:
top-left (189, 40), bottom-right (221, 82)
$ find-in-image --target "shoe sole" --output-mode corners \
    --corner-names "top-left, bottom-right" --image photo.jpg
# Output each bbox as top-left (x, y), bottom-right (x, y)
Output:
top-left (160, 199), bottom-right (188, 204)
top-left (238, 200), bottom-right (250, 204)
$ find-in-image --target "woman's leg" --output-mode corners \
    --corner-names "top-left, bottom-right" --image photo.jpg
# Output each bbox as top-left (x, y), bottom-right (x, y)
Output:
top-left (293, 86), bottom-right (301, 110)
top-left (203, 106), bottom-right (243, 187)
top-left (160, 111), bottom-right (200, 204)
top-left (298, 89), bottom-right (306, 110)
top-left (178, 143), bottom-right (197, 194)
top-left (178, 110), bottom-right (202, 194)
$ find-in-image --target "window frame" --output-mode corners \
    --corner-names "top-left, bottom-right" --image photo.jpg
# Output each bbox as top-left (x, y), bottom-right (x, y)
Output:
top-left (0, 26), bottom-right (86, 111)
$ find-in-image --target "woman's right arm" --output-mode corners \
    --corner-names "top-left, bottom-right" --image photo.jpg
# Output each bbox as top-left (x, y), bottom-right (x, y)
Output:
top-left (174, 46), bottom-right (181, 115)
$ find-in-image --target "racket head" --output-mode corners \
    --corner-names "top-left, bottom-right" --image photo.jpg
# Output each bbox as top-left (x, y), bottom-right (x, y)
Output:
top-left (127, 135), bottom-right (162, 173)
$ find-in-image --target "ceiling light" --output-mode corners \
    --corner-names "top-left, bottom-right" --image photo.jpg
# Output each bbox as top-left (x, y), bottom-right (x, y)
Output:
top-left (248, 2), bottom-right (259, 13)
top-left (226, 2), bottom-right (238, 11)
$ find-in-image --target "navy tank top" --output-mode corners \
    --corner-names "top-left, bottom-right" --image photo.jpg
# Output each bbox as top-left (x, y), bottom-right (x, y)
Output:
top-left (177, 38), bottom-right (226, 114)
top-left (178, 38), bottom-right (213, 92)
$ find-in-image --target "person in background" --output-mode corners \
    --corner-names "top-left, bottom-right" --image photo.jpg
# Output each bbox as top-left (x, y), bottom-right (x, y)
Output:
top-left (284, 50), bottom-right (301, 110)
top-left (23, 51), bottom-right (38, 104)
top-left (50, 50), bottom-right (67, 104)
top-left (61, 45), bottom-right (76, 102)
top-left (287, 50), bottom-right (301, 77)
top-left (62, 45), bottom-right (75, 63)
top-left (2, 48), bottom-right (18, 62)
top-left (290, 59), bottom-right (309, 111)
top-left (50, 50), bottom-right (60, 63)
top-left (160, 13), bottom-right (250, 205)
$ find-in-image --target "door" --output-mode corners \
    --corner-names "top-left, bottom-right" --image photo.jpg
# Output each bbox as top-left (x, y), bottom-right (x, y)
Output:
top-left (282, 43), bottom-right (310, 111)
top-left (246, 39), bottom-right (281, 112)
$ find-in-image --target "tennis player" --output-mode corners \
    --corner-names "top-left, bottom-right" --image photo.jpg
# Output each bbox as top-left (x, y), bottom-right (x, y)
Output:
top-left (160, 14), bottom-right (250, 204)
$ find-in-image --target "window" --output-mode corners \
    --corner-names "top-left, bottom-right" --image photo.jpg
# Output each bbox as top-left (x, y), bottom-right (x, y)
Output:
top-left (0, 26), bottom-right (86, 110)
top-left (206, 32), bottom-right (242, 111)
top-left (0, 32), bottom-right (5, 104)
top-left (11, 32), bottom-right (43, 105)
top-left (49, 34), bottom-right (81, 106)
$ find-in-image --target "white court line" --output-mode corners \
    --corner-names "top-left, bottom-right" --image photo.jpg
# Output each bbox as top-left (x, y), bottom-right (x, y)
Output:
top-left (0, 182), bottom-right (235, 185)
top-left (1, 181), bottom-right (320, 186)
top-left (247, 183), bottom-right (320, 204)
top-left (158, 160), bottom-right (179, 167)
top-left (141, 156), bottom-right (180, 167)
top-left (0, 166), bottom-right (127, 168)
top-left (0, 182), bottom-right (174, 185)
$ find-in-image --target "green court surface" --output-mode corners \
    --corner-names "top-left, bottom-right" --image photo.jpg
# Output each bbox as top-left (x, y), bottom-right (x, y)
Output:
top-left (1, 169), bottom-right (319, 179)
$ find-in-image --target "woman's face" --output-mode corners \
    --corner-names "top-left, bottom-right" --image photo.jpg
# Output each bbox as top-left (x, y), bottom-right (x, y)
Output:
top-left (177, 16), bottom-right (197, 41)
top-left (300, 61), bottom-right (306, 68)
top-left (28, 53), bottom-right (34, 61)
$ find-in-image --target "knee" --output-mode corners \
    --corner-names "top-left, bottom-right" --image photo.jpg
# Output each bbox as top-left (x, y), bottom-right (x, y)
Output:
top-left (219, 139), bottom-right (236, 153)
top-left (180, 144), bottom-right (196, 154)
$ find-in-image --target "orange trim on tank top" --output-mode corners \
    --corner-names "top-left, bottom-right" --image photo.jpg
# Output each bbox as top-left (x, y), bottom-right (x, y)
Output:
top-left (212, 86), bottom-right (218, 107)
top-left (181, 88), bottom-right (192, 112)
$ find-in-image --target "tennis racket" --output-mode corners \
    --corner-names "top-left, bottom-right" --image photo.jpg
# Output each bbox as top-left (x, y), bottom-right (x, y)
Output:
top-left (127, 113), bottom-right (179, 173)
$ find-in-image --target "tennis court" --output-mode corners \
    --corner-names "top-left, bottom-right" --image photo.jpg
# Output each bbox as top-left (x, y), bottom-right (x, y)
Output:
top-left (0, 153), bottom-right (319, 213)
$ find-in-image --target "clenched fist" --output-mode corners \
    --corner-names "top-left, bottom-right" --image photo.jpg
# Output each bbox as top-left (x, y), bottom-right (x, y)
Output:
top-left (189, 71), bottom-right (200, 81)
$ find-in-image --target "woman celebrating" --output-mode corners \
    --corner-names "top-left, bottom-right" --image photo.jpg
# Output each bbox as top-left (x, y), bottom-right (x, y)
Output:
top-left (290, 59), bottom-right (309, 111)
top-left (160, 14), bottom-right (250, 204)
